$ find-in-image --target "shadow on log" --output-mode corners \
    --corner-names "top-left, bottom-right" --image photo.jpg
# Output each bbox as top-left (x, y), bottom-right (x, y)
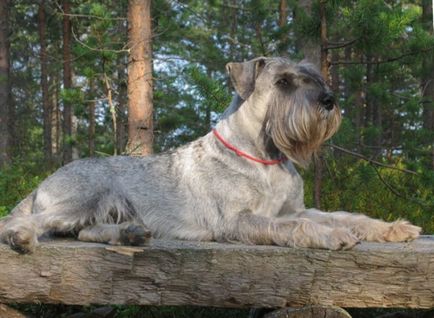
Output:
top-left (0, 304), bottom-right (26, 318)
top-left (264, 305), bottom-right (351, 318)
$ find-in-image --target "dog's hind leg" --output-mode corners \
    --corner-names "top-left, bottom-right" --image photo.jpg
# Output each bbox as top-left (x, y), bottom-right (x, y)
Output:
top-left (0, 191), bottom-right (35, 233)
top-left (0, 216), bottom-right (39, 253)
top-left (295, 209), bottom-right (421, 242)
top-left (0, 208), bottom-right (87, 253)
top-left (0, 191), bottom-right (41, 253)
top-left (0, 188), bottom-right (142, 253)
top-left (78, 222), bottom-right (151, 246)
top-left (227, 210), bottom-right (359, 250)
top-left (1, 213), bottom-right (151, 253)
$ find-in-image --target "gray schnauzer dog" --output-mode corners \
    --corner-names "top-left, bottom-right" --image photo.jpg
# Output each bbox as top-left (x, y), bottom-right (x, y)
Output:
top-left (0, 57), bottom-right (421, 253)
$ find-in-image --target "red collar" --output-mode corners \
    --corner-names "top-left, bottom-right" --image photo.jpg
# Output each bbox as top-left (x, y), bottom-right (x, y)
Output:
top-left (212, 129), bottom-right (286, 165)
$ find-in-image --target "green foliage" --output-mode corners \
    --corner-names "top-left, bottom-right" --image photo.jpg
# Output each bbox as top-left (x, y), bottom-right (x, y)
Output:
top-left (114, 306), bottom-right (249, 318)
top-left (304, 157), bottom-right (434, 232)
top-left (60, 88), bottom-right (84, 107)
top-left (187, 66), bottom-right (231, 114)
top-left (0, 160), bottom-right (51, 217)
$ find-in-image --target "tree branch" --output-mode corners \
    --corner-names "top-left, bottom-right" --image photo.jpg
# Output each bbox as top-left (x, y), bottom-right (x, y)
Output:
top-left (71, 27), bottom-right (129, 53)
top-left (54, 1), bottom-right (126, 21)
top-left (326, 38), bottom-right (358, 50)
top-left (370, 164), bottom-right (431, 208)
top-left (331, 46), bottom-right (434, 65)
top-left (326, 144), bottom-right (418, 175)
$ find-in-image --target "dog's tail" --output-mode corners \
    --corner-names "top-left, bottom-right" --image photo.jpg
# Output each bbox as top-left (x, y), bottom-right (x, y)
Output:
top-left (0, 191), bottom-right (35, 231)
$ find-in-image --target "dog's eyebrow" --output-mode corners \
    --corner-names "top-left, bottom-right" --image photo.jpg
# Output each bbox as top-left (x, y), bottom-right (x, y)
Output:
top-left (274, 71), bottom-right (295, 79)
top-left (297, 65), bottom-right (326, 87)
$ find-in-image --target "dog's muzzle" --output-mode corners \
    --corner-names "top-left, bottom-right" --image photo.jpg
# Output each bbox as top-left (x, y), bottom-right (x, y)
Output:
top-left (319, 92), bottom-right (335, 111)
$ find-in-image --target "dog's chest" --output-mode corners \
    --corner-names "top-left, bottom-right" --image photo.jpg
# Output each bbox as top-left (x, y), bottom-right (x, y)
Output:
top-left (254, 166), bottom-right (297, 217)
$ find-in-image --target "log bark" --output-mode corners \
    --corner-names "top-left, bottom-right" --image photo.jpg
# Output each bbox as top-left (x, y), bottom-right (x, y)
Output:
top-left (0, 236), bottom-right (434, 308)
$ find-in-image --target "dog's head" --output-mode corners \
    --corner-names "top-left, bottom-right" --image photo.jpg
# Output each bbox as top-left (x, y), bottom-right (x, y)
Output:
top-left (226, 57), bottom-right (341, 167)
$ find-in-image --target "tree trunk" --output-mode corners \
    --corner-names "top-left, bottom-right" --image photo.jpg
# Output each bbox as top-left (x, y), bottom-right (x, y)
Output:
top-left (50, 75), bottom-right (61, 158)
top-left (421, 0), bottom-right (434, 169)
top-left (225, 0), bottom-right (238, 90)
top-left (319, 1), bottom-right (329, 81)
top-left (354, 88), bottom-right (363, 151)
top-left (372, 62), bottom-right (382, 152)
top-left (295, 0), bottom-right (326, 209)
top-left (364, 55), bottom-right (373, 128)
top-left (341, 49), bottom-right (362, 151)
top-left (38, 0), bottom-right (52, 164)
top-left (330, 49), bottom-right (339, 94)
top-left (62, 0), bottom-right (73, 163)
top-left (278, 0), bottom-right (288, 54)
top-left (364, 55), bottom-right (382, 156)
top-left (126, 0), bottom-right (153, 156)
top-left (313, 0), bottom-right (330, 209)
top-left (0, 0), bottom-right (11, 167)
top-left (295, 0), bottom-right (320, 68)
top-left (117, 57), bottom-right (128, 155)
top-left (104, 73), bottom-right (117, 155)
top-left (329, 47), bottom-right (341, 159)
top-left (88, 78), bottom-right (95, 157)
top-left (278, 0), bottom-right (287, 28)
top-left (116, 9), bottom-right (128, 155)
top-left (229, 0), bottom-right (238, 60)
top-left (294, 0), bottom-right (330, 209)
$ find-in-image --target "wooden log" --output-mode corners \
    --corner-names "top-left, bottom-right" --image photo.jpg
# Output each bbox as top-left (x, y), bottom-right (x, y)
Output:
top-left (0, 236), bottom-right (433, 309)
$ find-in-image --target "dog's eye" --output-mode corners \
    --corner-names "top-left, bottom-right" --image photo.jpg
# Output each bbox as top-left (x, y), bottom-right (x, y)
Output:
top-left (276, 78), bottom-right (290, 86)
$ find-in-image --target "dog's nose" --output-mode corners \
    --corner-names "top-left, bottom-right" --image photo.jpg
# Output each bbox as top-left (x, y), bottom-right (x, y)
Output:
top-left (320, 92), bottom-right (335, 110)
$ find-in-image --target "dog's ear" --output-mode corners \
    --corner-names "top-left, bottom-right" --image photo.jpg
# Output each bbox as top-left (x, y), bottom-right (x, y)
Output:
top-left (226, 57), bottom-right (266, 100)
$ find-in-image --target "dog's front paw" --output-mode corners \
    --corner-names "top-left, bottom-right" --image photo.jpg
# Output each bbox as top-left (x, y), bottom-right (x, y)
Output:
top-left (119, 224), bottom-right (152, 246)
top-left (290, 221), bottom-right (360, 250)
top-left (383, 220), bottom-right (421, 242)
top-left (349, 217), bottom-right (421, 243)
top-left (322, 228), bottom-right (360, 250)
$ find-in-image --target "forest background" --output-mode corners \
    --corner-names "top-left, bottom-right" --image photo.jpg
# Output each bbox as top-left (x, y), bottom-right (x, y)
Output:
top-left (1, 0), bottom-right (432, 230)
top-left (0, 0), bottom-right (433, 317)
top-left (0, 0), bottom-right (434, 251)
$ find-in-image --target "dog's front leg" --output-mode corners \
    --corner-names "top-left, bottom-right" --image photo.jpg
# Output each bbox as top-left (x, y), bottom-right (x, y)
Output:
top-left (227, 210), bottom-right (359, 250)
top-left (296, 209), bottom-right (421, 242)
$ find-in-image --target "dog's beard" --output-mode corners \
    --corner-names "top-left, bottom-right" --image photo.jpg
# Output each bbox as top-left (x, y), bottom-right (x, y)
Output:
top-left (265, 90), bottom-right (341, 167)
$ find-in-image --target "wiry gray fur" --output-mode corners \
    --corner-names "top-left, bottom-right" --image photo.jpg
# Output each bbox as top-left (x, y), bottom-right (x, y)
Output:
top-left (0, 57), bottom-right (421, 253)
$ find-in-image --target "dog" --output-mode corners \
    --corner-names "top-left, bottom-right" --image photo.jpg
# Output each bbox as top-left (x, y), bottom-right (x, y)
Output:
top-left (0, 57), bottom-right (421, 253)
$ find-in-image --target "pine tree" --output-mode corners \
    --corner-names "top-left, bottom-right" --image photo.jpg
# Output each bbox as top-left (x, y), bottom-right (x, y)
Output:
top-left (0, 0), bottom-right (11, 167)
top-left (38, 0), bottom-right (52, 163)
top-left (126, 0), bottom-right (153, 156)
